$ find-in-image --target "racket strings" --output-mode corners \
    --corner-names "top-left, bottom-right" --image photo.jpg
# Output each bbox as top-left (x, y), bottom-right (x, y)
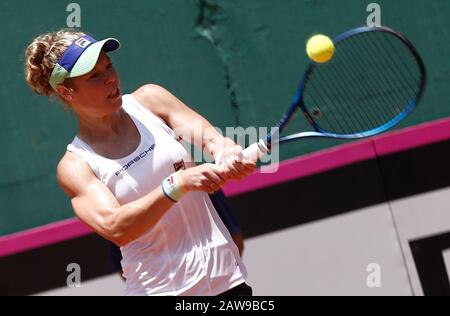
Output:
top-left (365, 34), bottom-right (418, 107)
top-left (302, 30), bottom-right (422, 135)
top-left (324, 42), bottom-right (388, 130)
top-left (339, 46), bottom-right (393, 128)
top-left (308, 46), bottom-right (380, 133)
top-left (306, 70), bottom-right (353, 133)
top-left (305, 49), bottom-right (388, 134)
top-left (345, 33), bottom-right (413, 130)
top-left (379, 34), bottom-right (421, 96)
top-left (349, 35), bottom-right (405, 124)
top-left (316, 61), bottom-right (371, 132)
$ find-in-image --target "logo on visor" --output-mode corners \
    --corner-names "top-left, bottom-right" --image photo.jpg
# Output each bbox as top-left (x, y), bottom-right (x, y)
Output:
top-left (74, 38), bottom-right (91, 48)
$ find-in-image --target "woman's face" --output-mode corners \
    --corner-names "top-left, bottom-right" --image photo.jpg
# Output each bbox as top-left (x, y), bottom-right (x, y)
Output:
top-left (65, 51), bottom-right (122, 117)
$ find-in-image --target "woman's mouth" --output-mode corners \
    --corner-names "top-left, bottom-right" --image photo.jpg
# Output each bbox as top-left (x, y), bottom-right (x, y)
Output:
top-left (108, 88), bottom-right (121, 99)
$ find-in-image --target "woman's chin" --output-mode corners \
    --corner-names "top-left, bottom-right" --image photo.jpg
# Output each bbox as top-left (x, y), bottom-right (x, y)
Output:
top-left (107, 90), bottom-right (122, 106)
top-left (112, 96), bottom-right (123, 109)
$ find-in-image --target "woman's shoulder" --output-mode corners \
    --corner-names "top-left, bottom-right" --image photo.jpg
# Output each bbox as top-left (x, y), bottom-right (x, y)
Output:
top-left (131, 84), bottom-right (170, 107)
top-left (131, 83), bottom-right (166, 95)
top-left (57, 150), bottom-right (83, 170)
top-left (56, 151), bottom-right (95, 198)
top-left (130, 84), bottom-right (175, 122)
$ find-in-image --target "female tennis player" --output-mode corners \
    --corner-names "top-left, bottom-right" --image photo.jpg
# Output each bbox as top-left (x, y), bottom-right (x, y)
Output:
top-left (24, 29), bottom-right (256, 296)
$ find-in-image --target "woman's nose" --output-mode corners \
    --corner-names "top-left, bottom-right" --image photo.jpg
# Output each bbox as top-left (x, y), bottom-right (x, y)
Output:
top-left (105, 75), bottom-right (116, 85)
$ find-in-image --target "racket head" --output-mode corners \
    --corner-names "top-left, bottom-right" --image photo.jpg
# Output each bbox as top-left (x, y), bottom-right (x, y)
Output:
top-left (288, 26), bottom-right (426, 139)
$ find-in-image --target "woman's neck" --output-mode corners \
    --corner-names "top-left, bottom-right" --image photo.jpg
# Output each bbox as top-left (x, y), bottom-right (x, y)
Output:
top-left (77, 108), bottom-right (128, 142)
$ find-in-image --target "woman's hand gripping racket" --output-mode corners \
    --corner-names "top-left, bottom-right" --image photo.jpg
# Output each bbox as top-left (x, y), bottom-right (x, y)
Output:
top-left (243, 26), bottom-right (426, 161)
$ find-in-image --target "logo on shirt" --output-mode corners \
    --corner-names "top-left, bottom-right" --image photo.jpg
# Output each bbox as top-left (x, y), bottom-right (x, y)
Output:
top-left (115, 144), bottom-right (156, 176)
top-left (173, 159), bottom-right (185, 171)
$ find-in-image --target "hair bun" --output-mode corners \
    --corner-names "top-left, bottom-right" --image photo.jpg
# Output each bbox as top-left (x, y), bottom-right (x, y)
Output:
top-left (24, 29), bottom-right (86, 98)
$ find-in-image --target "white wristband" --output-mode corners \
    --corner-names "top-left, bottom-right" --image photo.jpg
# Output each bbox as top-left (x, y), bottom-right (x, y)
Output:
top-left (161, 171), bottom-right (187, 202)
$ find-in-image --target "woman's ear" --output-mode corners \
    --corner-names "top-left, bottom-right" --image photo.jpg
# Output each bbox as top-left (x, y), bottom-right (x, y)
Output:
top-left (56, 85), bottom-right (74, 101)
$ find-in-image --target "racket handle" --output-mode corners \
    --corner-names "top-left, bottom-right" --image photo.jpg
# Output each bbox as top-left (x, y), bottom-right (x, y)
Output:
top-left (243, 139), bottom-right (270, 161)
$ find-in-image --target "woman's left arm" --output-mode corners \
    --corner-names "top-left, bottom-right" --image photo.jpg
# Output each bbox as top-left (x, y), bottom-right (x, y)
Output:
top-left (132, 84), bottom-right (256, 179)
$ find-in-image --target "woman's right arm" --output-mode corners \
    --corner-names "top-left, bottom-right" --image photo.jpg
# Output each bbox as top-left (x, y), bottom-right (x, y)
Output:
top-left (57, 152), bottom-right (227, 247)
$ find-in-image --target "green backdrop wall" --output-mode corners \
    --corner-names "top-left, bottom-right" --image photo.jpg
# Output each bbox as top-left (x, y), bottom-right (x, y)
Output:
top-left (1, 0), bottom-right (449, 235)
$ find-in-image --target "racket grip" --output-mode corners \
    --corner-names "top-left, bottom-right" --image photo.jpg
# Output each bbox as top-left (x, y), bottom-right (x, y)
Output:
top-left (243, 139), bottom-right (270, 161)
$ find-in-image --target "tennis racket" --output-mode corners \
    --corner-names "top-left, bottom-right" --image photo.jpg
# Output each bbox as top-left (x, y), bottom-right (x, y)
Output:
top-left (243, 26), bottom-right (426, 161)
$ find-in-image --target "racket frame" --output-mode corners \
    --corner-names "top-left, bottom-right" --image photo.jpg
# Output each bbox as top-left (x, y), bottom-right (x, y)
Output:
top-left (271, 26), bottom-right (426, 147)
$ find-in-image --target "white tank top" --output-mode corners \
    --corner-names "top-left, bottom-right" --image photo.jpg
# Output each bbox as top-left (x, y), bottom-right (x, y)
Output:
top-left (67, 94), bottom-right (247, 296)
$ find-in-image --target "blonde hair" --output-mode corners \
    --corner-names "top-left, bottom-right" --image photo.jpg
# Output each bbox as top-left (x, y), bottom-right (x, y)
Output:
top-left (24, 28), bottom-right (86, 97)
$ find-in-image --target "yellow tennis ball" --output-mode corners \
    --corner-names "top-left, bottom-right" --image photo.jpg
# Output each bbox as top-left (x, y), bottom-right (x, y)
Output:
top-left (306, 34), bottom-right (335, 63)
